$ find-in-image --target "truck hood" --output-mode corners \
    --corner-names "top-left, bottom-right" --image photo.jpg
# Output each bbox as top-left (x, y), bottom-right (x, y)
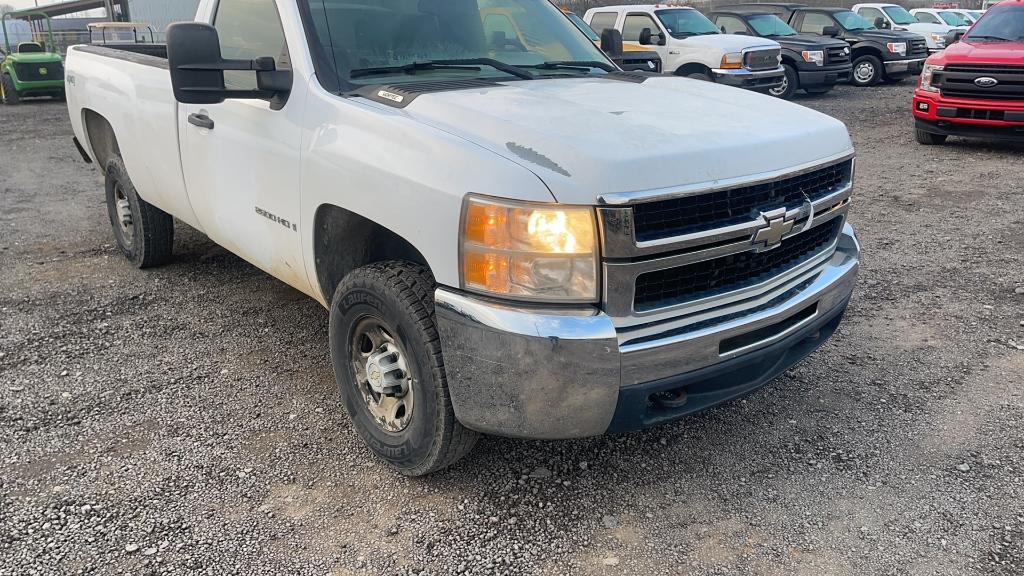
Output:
top-left (678, 33), bottom-right (780, 52)
top-left (939, 39), bottom-right (1024, 64)
top-left (771, 34), bottom-right (850, 50)
top-left (904, 22), bottom-right (960, 34)
top-left (855, 28), bottom-right (925, 43)
top-left (397, 76), bottom-right (852, 204)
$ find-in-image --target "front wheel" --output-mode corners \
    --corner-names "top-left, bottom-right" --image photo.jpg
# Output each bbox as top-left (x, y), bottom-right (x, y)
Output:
top-left (329, 262), bottom-right (479, 476)
top-left (850, 55), bottom-right (882, 87)
top-left (915, 128), bottom-right (948, 145)
top-left (769, 64), bottom-right (798, 99)
top-left (684, 71), bottom-right (713, 82)
top-left (1, 74), bottom-right (20, 105)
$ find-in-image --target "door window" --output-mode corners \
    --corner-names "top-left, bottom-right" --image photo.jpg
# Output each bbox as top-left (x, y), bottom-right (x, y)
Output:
top-left (622, 13), bottom-right (660, 42)
top-left (857, 7), bottom-right (887, 27)
top-left (589, 12), bottom-right (618, 34)
top-left (798, 12), bottom-right (835, 35)
top-left (214, 0), bottom-right (291, 91)
top-left (916, 12), bottom-right (941, 24)
top-left (715, 15), bottom-right (749, 35)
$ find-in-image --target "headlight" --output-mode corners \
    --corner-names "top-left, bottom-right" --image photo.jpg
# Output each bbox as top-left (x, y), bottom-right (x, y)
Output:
top-left (460, 196), bottom-right (598, 303)
top-left (930, 33), bottom-right (946, 46)
top-left (886, 42), bottom-right (907, 56)
top-left (720, 52), bottom-right (743, 70)
top-left (801, 50), bottom-right (824, 66)
top-left (919, 63), bottom-right (943, 92)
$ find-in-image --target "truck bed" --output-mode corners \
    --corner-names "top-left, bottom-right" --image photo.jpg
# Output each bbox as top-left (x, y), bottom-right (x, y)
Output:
top-left (71, 44), bottom-right (168, 67)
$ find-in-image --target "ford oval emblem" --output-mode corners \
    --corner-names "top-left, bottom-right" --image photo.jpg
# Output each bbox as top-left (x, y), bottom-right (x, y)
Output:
top-left (974, 76), bottom-right (999, 87)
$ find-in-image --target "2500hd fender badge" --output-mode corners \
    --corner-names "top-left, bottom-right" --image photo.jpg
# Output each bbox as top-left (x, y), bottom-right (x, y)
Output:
top-left (255, 206), bottom-right (297, 232)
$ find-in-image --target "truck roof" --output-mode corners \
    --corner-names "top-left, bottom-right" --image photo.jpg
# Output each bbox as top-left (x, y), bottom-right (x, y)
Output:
top-left (589, 4), bottom-right (698, 12)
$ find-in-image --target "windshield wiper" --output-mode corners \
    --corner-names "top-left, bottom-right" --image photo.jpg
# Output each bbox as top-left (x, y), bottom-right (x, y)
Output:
top-left (350, 62), bottom-right (482, 79)
top-left (350, 58), bottom-right (534, 80)
top-left (968, 34), bottom-right (1015, 42)
top-left (525, 60), bottom-right (617, 73)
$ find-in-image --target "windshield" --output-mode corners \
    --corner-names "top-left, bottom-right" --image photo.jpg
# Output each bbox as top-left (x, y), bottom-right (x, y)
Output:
top-left (303, 0), bottom-right (610, 86)
top-left (966, 5), bottom-right (1024, 41)
top-left (747, 14), bottom-right (797, 36)
top-left (968, 11), bottom-right (983, 19)
top-left (834, 10), bottom-right (875, 30)
top-left (565, 10), bottom-right (599, 42)
top-left (883, 6), bottom-right (918, 26)
top-left (939, 11), bottom-right (969, 26)
top-left (655, 8), bottom-right (721, 37)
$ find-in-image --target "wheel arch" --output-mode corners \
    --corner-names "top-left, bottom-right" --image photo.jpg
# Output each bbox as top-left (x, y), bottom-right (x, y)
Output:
top-left (851, 44), bottom-right (884, 60)
top-left (81, 108), bottom-right (121, 175)
top-left (674, 62), bottom-right (713, 76)
top-left (313, 204), bottom-right (432, 304)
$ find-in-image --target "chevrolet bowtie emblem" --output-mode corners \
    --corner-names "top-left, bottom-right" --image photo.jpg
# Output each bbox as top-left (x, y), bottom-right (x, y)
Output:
top-left (753, 208), bottom-right (795, 250)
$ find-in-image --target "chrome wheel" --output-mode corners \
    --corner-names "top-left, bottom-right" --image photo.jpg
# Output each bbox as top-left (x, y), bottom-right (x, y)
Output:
top-left (854, 62), bottom-right (876, 84)
top-left (113, 182), bottom-right (135, 245)
top-left (769, 74), bottom-right (789, 97)
top-left (350, 317), bottom-right (415, 433)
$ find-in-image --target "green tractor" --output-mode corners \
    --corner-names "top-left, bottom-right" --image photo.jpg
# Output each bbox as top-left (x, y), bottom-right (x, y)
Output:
top-left (1, 11), bottom-right (66, 105)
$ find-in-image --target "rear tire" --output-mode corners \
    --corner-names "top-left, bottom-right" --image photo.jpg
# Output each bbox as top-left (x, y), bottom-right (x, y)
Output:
top-left (915, 128), bottom-right (947, 145)
top-left (769, 64), bottom-right (798, 99)
top-left (104, 157), bottom-right (174, 268)
top-left (850, 55), bottom-right (882, 87)
top-left (329, 262), bottom-right (478, 476)
top-left (1, 74), bottom-right (20, 105)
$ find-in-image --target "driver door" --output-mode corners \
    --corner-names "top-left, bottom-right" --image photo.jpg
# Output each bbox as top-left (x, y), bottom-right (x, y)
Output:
top-left (179, 0), bottom-right (309, 292)
top-left (622, 12), bottom-right (670, 63)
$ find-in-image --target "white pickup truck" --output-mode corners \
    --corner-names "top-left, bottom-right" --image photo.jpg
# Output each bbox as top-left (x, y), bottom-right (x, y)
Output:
top-left (585, 4), bottom-right (785, 90)
top-left (853, 3), bottom-right (962, 53)
top-left (65, 0), bottom-right (860, 475)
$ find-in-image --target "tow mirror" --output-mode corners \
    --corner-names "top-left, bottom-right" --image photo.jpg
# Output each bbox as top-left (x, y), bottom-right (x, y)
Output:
top-left (874, 17), bottom-right (890, 29)
top-left (945, 29), bottom-right (965, 44)
top-left (601, 28), bottom-right (624, 58)
top-left (638, 27), bottom-right (666, 46)
top-left (822, 25), bottom-right (840, 37)
top-left (166, 22), bottom-right (292, 110)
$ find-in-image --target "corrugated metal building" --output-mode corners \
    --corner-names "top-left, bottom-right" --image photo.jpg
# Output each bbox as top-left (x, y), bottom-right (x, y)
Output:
top-left (125, 0), bottom-right (201, 38)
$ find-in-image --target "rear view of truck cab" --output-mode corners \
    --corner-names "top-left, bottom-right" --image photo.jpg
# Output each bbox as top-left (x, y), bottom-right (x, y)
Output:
top-left (913, 0), bottom-right (1024, 144)
top-left (64, 0), bottom-right (859, 475)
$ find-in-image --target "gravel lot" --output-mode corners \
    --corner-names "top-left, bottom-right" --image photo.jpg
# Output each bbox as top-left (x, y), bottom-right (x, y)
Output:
top-left (2, 83), bottom-right (1023, 576)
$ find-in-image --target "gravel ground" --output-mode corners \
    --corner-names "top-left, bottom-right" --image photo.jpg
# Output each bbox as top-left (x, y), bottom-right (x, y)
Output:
top-left (2, 83), bottom-right (1023, 576)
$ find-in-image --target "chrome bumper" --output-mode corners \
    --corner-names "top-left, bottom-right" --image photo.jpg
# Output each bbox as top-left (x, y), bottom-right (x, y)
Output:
top-left (885, 58), bottom-right (926, 74)
top-left (710, 66), bottom-right (785, 88)
top-left (434, 225), bottom-right (860, 440)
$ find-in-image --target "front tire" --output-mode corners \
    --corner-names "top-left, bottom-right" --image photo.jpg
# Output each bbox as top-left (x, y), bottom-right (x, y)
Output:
top-left (684, 71), bottom-right (713, 82)
top-left (769, 64), bottom-right (798, 99)
top-left (329, 262), bottom-right (478, 476)
top-left (1, 74), bottom-right (20, 105)
top-left (915, 128), bottom-right (948, 145)
top-left (104, 158), bottom-right (174, 268)
top-left (850, 55), bottom-right (882, 87)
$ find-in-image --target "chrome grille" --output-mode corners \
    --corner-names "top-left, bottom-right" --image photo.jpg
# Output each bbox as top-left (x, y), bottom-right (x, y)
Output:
top-left (631, 160), bottom-right (852, 242)
top-left (633, 219), bottom-right (841, 311)
top-left (744, 48), bottom-right (780, 71)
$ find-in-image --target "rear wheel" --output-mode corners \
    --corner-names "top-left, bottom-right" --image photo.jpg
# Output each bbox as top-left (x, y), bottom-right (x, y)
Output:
top-left (769, 64), bottom-right (798, 99)
top-left (329, 262), bottom-right (478, 476)
top-left (850, 55), bottom-right (882, 87)
top-left (104, 157), bottom-right (174, 268)
top-left (1, 74), bottom-right (20, 105)
top-left (915, 128), bottom-right (948, 145)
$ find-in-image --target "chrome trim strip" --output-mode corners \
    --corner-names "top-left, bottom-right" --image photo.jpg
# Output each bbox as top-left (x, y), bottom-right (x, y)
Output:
top-left (598, 151), bottom-right (855, 206)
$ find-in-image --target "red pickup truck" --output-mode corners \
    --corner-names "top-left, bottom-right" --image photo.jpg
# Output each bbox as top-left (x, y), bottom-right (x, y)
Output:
top-left (912, 0), bottom-right (1024, 144)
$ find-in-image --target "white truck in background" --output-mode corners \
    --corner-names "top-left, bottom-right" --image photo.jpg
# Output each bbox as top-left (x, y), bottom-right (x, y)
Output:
top-left (65, 0), bottom-right (860, 475)
top-left (585, 5), bottom-right (785, 91)
top-left (852, 3), bottom-right (963, 53)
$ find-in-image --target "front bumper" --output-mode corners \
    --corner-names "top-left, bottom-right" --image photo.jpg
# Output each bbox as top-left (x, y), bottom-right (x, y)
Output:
top-left (884, 58), bottom-right (926, 76)
top-left (913, 91), bottom-right (1024, 142)
top-left (798, 65), bottom-right (852, 88)
top-left (435, 224), bottom-right (860, 439)
top-left (711, 66), bottom-right (785, 90)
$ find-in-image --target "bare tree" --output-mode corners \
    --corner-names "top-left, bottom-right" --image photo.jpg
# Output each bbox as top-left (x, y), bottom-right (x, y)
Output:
top-left (0, 4), bottom-right (16, 15)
